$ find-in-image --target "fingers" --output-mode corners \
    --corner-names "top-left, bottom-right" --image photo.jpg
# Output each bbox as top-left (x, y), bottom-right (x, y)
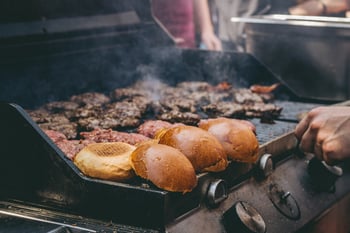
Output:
top-left (201, 35), bottom-right (222, 51)
top-left (294, 114), bottom-right (310, 140)
top-left (294, 106), bottom-right (350, 165)
top-left (295, 107), bottom-right (325, 141)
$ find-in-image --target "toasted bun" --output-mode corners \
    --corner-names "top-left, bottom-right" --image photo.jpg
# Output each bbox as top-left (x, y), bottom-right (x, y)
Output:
top-left (130, 143), bottom-right (197, 193)
top-left (155, 125), bottom-right (228, 173)
top-left (198, 118), bottom-right (259, 163)
top-left (74, 142), bottom-right (136, 181)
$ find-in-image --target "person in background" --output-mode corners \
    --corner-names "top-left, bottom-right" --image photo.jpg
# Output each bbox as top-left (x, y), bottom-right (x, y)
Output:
top-left (211, 0), bottom-right (262, 51)
top-left (295, 106), bottom-right (350, 165)
top-left (211, 0), bottom-right (294, 51)
top-left (289, 0), bottom-right (350, 16)
top-left (152, 0), bottom-right (222, 51)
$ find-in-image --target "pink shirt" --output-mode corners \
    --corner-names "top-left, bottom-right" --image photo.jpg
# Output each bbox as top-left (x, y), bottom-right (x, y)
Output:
top-left (152, 0), bottom-right (196, 48)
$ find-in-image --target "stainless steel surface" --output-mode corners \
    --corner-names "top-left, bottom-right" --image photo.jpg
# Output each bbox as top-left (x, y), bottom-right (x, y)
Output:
top-left (206, 179), bottom-right (228, 207)
top-left (258, 131), bottom-right (298, 159)
top-left (258, 154), bottom-right (274, 178)
top-left (231, 14), bottom-right (350, 29)
top-left (232, 14), bottom-right (350, 101)
top-left (166, 153), bottom-right (350, 233)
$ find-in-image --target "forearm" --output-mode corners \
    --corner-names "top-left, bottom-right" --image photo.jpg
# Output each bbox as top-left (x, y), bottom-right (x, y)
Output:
top-left (289, 0), bottom-right (350, 16)
top-left (193, 0), bottom-right (214, 35)
top-left (322, 0), bottom-right (349, 14)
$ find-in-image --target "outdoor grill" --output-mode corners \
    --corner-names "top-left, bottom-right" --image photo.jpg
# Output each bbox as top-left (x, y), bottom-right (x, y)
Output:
top-left (1, 1), bottom-right (350, 233)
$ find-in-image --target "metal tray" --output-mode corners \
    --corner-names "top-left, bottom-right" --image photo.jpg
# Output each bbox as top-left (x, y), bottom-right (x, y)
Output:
top-left (232, 14), bottom-right (350, 102)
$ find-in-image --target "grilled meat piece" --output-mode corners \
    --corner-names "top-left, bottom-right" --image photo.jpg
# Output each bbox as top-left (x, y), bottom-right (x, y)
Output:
top-left (137, 120), bottom-right (184, 138)
top-left (55, 139), bottom-right (92, 160)
top-left (44, 129), bottom-right (67, 142)
top-left (40, 121), bottom-right (78, 140)
top-left (137, 120), bottom-right (173, 138)
top-left (158, 110), bottom-right (201, 125)
top-left (44, 130), bottom-right (92, 160)
top-left (70, 92), bottom-right (110, 106)
top-left (158, 97), bottom-right (197, 113)
top-left (250, 83), bottom-right (281, 94)
top-left (111, 88), bottom-right (147, 101)
top-left (43, 101), bottom-right (80, 113)
top-left (80, 128), bottom-right (150, 145)
top-left (176, 81), bottom-right (211, 92)
top-left (28, 108), bottom-right (51, 124)
top-left (73, 105), bottom-right (103, 119)
top-left (233, 88), bottom-right (265, 104)
top-left (201, 103), bottom-right (245, 118)
top-left (243, 103), bottom-right (283, 124)
top-left (31, 112), bottom-right (78, 139)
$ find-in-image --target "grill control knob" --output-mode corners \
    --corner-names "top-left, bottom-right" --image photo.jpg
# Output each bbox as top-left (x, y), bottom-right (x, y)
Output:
top-left (223, 201), bottom-right (266, 233)
top-left (268, 184), bottom-right (300, 220)
top-left (206, 179), bottom-right (228, 207)
top-left (307, 157), bottom-right (343, 192)
top-left (257, 153), bottom-right (274, 178)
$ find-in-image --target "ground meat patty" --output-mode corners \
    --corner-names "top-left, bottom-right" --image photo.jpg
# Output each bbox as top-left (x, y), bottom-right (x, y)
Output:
top-left (70, 92), bottom-right (111, 106)
top-left (137, 120), bottom-right (184, 138)
top-left (233, 88), bottom-right (265, 104)
top-left (111, 88), bottom-right (146, 101)
top-left (34, 113), bottom-right (78, 139)
top-left (176, 81), bottom-right (211, 92)
top-left (157, 110), bottom-right (201, 125)
top-left (28, 108), bottom-right (51, 124)
top-left (43, 101), bottom-right (80, 113)
top-left (244, 103), bottom-right (283, 123)
top-left (201, 103), bottom-right (245, 118)
top-left (55, 139), bottom-right (93, 160)
top-left (44, 130), bottom-right (92, 160)
top-left (80, 128), bottom-right (150, 145)
top-left (40, 122), bottom-right (78, 140)
top-left (44, 130), bottom-right (67, 142)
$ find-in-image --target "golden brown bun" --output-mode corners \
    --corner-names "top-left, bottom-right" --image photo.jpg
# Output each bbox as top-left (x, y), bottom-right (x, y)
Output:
top-left (74, 142), bottom-right (136, 181)
top-left (155, 125), bottom-right (228, 173)
top-left (130, 143), bottom-right (197, 193)
top-left (198, 117), bottom-right (259, 163)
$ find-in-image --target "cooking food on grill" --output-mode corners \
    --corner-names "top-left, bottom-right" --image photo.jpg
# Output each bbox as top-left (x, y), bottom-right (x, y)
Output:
top-left (157, 110), bottom-right (201, 125)
top-left (130, 143), bottom-right (197, 193)
top-left (249, 83), bottom-right (281, 94)
top-left (155, 125), bottom-right (228, 172)
top-left (28, 109), bottom-right (79, 139)
top-left (28, 80), bottom-right (283, 140)
top-left (74, 142), bottom-right (136, 181)
top-left (200, 103), bottom-right (245, 118)
top-left (198, 117), bottom-right (259, 163)
top-left (79, 128), bottom-right (150, 145)
top-left (70, 92), bottom-right (111, 106)
top-left (44, 130), bottom-right (93, 160)
top-left (137, 120), bottom-right (184, 138)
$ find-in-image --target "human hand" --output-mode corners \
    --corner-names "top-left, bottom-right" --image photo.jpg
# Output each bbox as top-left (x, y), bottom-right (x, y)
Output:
top-left (289, 0), bottom-right (349, 16)
top-left (289, 0), bottom-right (325, 15)
top-left (200, 32), bottom-right (222, 51)
top-left (295, 106), bottom-right (350, 165)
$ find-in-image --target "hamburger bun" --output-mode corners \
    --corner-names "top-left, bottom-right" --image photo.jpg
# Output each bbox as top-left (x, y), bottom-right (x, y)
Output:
top-left (130, 143), bottom-right (197, 193)
top-left (155, 125), bottom-right (228, 173)
top-left (74, 142), bottom-right (136, 181)
top-left (198, 117), bottom-right (259, 163)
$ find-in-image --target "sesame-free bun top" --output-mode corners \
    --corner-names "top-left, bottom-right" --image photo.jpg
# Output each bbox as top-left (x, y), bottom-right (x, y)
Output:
top-left (130, 143), bottom-right (197, 193)
top-left (198, 117), bottom-right (259, 163)
top-left (74, 142), bottom-right (136, 181)
top-left (155, 125), bottom-right (228, 173)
